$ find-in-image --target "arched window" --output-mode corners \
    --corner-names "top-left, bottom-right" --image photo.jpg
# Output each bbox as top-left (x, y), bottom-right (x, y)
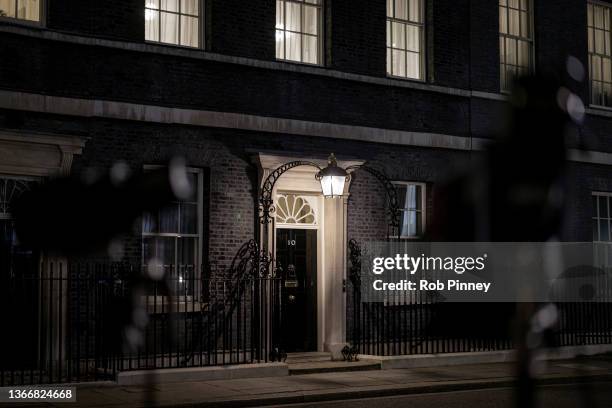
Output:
top-left (275, 194), bottom-right (317, 225)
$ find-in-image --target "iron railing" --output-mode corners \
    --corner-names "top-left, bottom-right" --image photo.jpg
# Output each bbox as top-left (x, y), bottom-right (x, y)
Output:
top-left (0, 262), bottom-right (282, 386)
top-left (347, 240), bottom-right (612, 356)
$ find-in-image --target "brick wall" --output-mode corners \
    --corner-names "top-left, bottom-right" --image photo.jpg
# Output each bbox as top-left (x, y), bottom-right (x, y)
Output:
top-left (48, 0), bottom-right (144, 42)
top-left (208, 0), bottom-right (275, 59)
top-left (328, 0), bottom-right (386, 76)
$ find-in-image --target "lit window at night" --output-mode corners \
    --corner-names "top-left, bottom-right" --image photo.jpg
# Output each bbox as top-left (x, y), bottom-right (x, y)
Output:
top-left (145, 0), bottom-right (201, 48)
top-left (499, 0), bottom-right (533, 92)
top-left (142, 167), bottom-right (203, 288)
top-left (588, 2), bottom-right (612, 107)
top-left (386, 0), bottom-right (425, 80)
top-left (275, 0), bottom-right (322, 65)
top-left (0, 0), bottom-right (41, 22)
top-left (392, 182), bottom-right (426, 239)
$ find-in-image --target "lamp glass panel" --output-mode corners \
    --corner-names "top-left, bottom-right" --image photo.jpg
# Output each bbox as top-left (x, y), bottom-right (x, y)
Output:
top-left (331, 176), bottom-right (345, 196)
top-left (320, 176), bottom-right (332, 197)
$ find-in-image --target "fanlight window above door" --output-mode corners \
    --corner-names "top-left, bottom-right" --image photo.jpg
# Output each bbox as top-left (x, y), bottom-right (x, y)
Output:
top-left (276, 194), bottom-right (317, 225)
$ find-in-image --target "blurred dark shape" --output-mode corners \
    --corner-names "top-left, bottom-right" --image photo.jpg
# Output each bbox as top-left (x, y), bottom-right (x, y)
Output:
top-left (428, 74), bottom-right (574, 408)
top-left (13, 159), bottom-right (193, 254)
top-left (427, 74), bottom-right (572, 334)
top-left (431, 74), bottom-right (569, 242)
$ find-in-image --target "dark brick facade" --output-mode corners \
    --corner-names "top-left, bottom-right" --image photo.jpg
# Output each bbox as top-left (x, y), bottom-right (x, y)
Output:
top-left (0, 2), bottom-right (611, 282)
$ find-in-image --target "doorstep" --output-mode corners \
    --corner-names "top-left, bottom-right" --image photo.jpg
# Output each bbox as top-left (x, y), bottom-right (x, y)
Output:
top-left (116, 362), bottom-right (288, 386)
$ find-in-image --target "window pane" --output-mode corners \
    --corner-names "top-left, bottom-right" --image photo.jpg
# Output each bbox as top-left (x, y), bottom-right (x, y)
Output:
top-left (601, 219), bottom-right (609, 241)
top-left (303, 34), bottom-right (318, 64)
top-left (594, 218), bottom-right (599, 241)
top-left (395, 0), bottom-right (408, 20)
top-left (286, 32), bottom-right (301, 61)
top-left (161, 0), bottom-right (178, 12)
top-left (18, 0), bottom-right (39, 21)
top-left (600, 196), bottom-right (609, 218)
top-left (593, 56), bottom-right (602, 81)
top-left (399, 210), bottom-right (422, 237)
top-left (145, 9), bottom-right (160, 41)
top-left (520, 10), bottom-right (529, 37)
top-left (392, 49), bottom-right (406, 77)
top-left (506, 37), bottom-right (517, 65)
top-left (499, 6), bottom-right (507, 34)
top-left (276, 30), bottom-right (285, 59)
top-left (160, 11), bottom-right (179, 44)
top-left (276, 0), bottom-right (284, 29)
top-left (387, 0), bottom-right (393, 17)
top-left (286, 1), bottom-right (300, 31)
top-left (181, 0), bottom-right (198, 16)
top-left (386, 48), bottom-right (392, 74)
top-left (0, 0), bottom-right (15, 18)
top-left (146, 0), bottom-right (160, 9)
top-left (159, 204), bottom-right (179, 233)
top-left (595, 29), bottom-right (605, 54)
top-left (406, 25), bottom-right (420, 52)
top-left (508, 0), bottom-right (519, 9)
top-left (303, 5), bottom-right (318, 35)
top-left (143, 236), bottom-right (175, 265)
top-left (604, 58), bottom-right (611, 82)
top-left (595, 6), bottom-right (604, 29)
top-left (406, 52), bottom-right (421, 79)
top-left (588, 4), bottom-right (593, 27)
top-left (180, 15), bottom-right (199, 47)
top-left (409, 0), bottom-right (421, 23)
top-left (143, 212), bottom-right (157, 233)
top-left (518, 40), bottom-right (529, 69)
top-left (508, 9), bottom-right (519, 36)
top-left (180, 203), bottom-right (198, 234)
top-left (392, 22), bottom-right (405, 49)
top-left (177, 237), bottom-right (197, 266)
top-left (593, 195), bottom-right (599, 217)
top-left (387, 20), bottom-right (391, 46)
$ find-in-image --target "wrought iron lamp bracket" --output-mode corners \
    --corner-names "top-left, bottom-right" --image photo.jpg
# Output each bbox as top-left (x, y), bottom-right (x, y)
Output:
top-left (345, 164), bottom-right (400, 233)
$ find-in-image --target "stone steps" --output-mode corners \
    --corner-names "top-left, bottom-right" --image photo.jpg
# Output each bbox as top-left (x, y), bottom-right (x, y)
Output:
top-left (285, 352), bottom-right (332, 364)
top-left (285, 352), bottom-right (381, 375)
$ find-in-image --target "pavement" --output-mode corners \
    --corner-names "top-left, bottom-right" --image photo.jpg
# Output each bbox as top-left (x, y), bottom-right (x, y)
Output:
top-left (14, 354), bottom-right (612, 408)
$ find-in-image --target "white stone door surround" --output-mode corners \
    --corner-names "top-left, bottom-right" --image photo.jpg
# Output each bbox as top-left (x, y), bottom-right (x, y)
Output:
top-left (253, 151), bottom-right (363, 359)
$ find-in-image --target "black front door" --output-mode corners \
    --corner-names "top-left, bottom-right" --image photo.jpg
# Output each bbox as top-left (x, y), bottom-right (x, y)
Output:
top-left (276, 228), bottom-right (317, 352)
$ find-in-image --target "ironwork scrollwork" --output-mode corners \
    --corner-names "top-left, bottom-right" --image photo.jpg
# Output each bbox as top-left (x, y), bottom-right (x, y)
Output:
top-left (227, 239), bottom-right (277, 279)
top-left (346, 165), bottom-right (400, 236)
top-left (259, 161), bottom-right (322, 225)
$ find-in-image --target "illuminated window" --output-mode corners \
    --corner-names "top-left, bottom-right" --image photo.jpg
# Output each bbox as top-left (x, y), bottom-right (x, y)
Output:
top-left (499, 0), bottom-right (534, 91)
top-left (392, 182), bottom-right (426, 239)
top-left (142, 167), bottom-right (203, 294)
top-left (386, 0), bottom-right (425, 80)
top-left (588, 2), bottom-right (612, 107)
top-left (0, 0), bottom-right (42, 23)
top-left (145, 0), bottom-right (202, 48)
top-left (276, 0), bottom-right (322, 65)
